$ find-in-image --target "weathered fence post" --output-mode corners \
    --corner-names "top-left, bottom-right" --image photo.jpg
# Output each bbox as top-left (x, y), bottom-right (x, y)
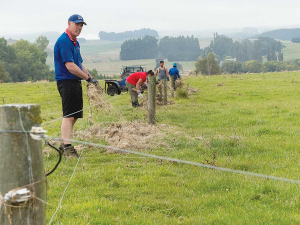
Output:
top-left (148, 75), bottom-right (156, 124)
top-left (170, 78), bottom-right (175, 97)
top-left (162, 79), bottom-right (168, 105)
top-left (0, 104), bottom-right (46, 225)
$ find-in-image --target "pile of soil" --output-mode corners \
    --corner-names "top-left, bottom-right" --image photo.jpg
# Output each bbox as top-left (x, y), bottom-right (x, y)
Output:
top-left (73, 121), bottom-right (166, 153)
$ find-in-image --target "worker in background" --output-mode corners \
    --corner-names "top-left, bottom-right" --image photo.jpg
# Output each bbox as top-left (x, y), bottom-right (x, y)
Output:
top-left (126, 70), bottom-right (154, 107)
top-left (155, 60), bottom-right (170, 95)
top-left (169, 63), bottom-right (181, 90)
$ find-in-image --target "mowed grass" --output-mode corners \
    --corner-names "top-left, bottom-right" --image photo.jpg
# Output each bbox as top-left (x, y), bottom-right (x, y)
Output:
top-left (2, 72), bottom-right (300, 224)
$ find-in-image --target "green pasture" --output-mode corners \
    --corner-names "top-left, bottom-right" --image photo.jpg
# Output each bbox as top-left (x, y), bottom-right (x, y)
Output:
top-left (2, 72), bottom-right (300, 224)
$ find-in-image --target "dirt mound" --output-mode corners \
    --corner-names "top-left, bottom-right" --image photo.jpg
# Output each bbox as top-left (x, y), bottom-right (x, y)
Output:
top-left (87, 83), bottom-right (108, 108)
top-left (73, 121), bottom-right (166, 153)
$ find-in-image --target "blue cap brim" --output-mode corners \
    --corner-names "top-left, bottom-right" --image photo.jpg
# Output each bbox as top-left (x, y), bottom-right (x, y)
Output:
top-left (71, 20), bottom-right (87, 25)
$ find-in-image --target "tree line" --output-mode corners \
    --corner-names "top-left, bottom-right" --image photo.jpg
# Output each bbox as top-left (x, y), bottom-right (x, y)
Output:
top-left (204, 33), bottom-right (283, 62)
top-left (98, 28), bottom-right (159, 41)
top-left (119, 33), bottom-right (285, 63)
top-left (120, 35), bottom-right (202, 61)
top-left (195, 53), bottom-right (300, 75)
top-left (0, 36), bottom-right (53, 82)
top-left (120, 36), bottom-right (158, 60)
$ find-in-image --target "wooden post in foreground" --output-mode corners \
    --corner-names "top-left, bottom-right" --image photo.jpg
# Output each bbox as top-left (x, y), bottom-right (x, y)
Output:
top-left (0, 104), bottom-right (46, 225)
top-left (162, 79), bottom-right (168, 105)
top-left (148, 75), bottom-right (156, 124)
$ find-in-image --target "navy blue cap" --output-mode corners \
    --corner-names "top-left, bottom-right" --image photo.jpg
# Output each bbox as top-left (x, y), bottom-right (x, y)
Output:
top-left (68, 14), bottom-right (87, 25)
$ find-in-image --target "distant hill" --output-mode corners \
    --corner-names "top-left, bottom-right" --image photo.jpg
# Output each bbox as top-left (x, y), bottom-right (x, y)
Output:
top-left (251, 28), bottom-right (300, 41)
top-left (98, 28), bottom-right (159, 41)
top-left (228, 27), bottom-right (259, 39)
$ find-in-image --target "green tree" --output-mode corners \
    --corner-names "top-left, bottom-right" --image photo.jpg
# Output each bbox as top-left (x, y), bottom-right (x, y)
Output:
top-left (36, 36), bottom-right (49, 51)
top-left (243, 60), bottom-right (262, 73)
top-left (0, 61), bottom-right (9, 82)
top-left (159, 35), bottom-right (202, 61)
top-left (195, 53), bottom-right (220, 75)
top-left (263, 61), bottom-right (278, 72)
top-left (209, 33), bottom-right (235, 60)
top-left (0, 37), bottom-right (16, 63)
top-left (87, 68), bottom-right (98, 77)
top-left (120, 36), bottom-right (158, 60)
top-left (221, 61), bottom-right (243, 74)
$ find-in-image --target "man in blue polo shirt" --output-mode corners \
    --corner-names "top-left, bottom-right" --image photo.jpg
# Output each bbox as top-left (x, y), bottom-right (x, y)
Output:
top-left (54, 14), bottom-right (98, 158)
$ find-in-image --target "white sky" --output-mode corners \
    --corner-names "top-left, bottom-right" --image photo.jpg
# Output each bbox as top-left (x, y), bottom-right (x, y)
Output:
top-left (1, 0), bottom-right (300, 39)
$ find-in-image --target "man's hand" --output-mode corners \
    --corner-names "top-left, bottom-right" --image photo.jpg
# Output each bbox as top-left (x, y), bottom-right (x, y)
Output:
top-left (167, 77), bottom-right (170, 81)
top-left (87, 77), bottom-right (99, 86)
top-left (138, 92), bottom-right (143, 99)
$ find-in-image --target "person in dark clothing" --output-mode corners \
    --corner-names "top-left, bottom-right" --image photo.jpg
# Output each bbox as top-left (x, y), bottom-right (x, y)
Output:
top-left (169, 63), bottom-right (181, 90)
top-left (154, 60), bottom-right (170, 95)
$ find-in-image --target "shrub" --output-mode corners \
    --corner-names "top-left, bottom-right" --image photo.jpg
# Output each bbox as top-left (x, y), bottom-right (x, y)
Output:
top-left (176, 88), bottom-right (189, 99)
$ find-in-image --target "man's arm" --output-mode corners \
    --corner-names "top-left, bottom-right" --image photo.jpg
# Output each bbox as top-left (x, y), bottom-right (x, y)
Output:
top-left (177, 69), bottom-right (181, 79)
top-left (65, 62), bottom-right (89, 80)
top-left (154, 68), bottom-right (159, 76)
top-left (81, 65), bottom-right (90, 78)
top-left (166, 68), bottom-right (170, 78)
top-left (136, 78), bottom-right (144, 92)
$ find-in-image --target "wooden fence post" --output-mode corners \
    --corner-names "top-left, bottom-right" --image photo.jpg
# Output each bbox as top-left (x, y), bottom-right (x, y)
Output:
top-left (148, 75), bottom-right (156, 124)
top-left (170, 77), bottom-right (175, 97)
top-left (162, 79), bottom-right (167, 105)
top-left (0, 104), bottom-right (46, 225)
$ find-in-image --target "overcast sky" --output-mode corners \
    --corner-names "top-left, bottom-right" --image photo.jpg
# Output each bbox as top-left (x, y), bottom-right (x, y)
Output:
top-left (1, 0), bottom-right (300, 39)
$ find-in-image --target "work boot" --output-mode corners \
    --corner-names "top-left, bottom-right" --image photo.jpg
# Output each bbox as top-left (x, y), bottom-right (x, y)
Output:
top-left (132, 101), bottom-right (140, 107)
top-left (60, 145), bottom-right (80, 159)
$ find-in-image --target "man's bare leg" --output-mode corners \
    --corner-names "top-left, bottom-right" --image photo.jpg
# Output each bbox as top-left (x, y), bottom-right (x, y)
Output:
top-left (61, 117), bottom-right (76, 145)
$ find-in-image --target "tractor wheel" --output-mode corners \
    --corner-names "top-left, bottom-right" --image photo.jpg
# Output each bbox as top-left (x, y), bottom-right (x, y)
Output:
top-left (107, 85), bottom-right (118, 96)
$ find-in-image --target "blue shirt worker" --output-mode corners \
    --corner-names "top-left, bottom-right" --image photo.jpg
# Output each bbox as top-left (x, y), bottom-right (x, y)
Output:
top-left (54, 14), bottom-right (98, 158)
top-left (169, 63), bottom-right (181, 90)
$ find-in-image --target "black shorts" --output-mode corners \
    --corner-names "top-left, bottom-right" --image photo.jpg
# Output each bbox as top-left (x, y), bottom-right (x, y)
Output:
top-left (57, 80), bottom-right (83, 119)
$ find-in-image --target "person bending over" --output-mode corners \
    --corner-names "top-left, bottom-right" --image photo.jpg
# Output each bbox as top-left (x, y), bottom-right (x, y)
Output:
top-left (126, 70), bottom-right (154, 107)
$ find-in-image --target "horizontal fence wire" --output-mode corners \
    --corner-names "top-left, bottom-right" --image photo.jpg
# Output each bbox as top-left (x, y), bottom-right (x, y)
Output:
top-left (45, 135), bottom-right (300, 185)
top-left (42, 95), bottom-right (118, 126)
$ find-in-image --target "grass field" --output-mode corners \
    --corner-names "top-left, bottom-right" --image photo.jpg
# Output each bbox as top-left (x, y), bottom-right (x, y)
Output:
top-left (282, 41), bottom-right (300, 61)
top-left (2, 72), bottom-right (300, 224)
